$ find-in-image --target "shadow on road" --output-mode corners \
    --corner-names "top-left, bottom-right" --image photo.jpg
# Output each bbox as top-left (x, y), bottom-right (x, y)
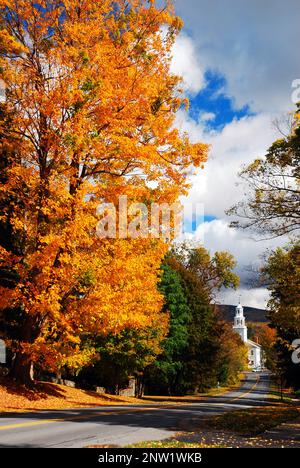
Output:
top-left (0, 373), bottom-right (290, 448)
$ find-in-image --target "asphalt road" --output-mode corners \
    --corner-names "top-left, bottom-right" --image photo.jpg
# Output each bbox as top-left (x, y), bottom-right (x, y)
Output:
top-left (0, 372), bottom-right (270, 448)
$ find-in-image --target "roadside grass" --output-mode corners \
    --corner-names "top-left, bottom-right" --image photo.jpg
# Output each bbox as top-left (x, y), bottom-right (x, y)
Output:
top-left (268, 390), bottom-right (292, 402)
top-left (126, 440), bottom-right (223, 448)
top-left (208, 405), bottom-right (300, 436)
top-left (142, 374), bottom-right (246, 404)
top-left (268, 378), bottom-right (294, 402)
top-left (196, 376), bottom-right (245, 398)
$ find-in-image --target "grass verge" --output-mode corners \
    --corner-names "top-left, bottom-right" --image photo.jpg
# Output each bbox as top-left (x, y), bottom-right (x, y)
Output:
top-left (268, 377), bottom-right (294, 402)
top-left (142, 373), bottom-right (246, 404)
top-left (126, 440), bottom-right (223, 448)
top-left (208, 405), bottom-right (299, 436)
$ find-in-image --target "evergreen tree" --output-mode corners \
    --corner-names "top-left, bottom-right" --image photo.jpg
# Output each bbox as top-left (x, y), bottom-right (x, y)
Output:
top-left (146, 246), bottom-right (243, 395)
top-left (145, 264), bottom-right (191, 395)
top-left (175, 263), bottom-right (219, 392)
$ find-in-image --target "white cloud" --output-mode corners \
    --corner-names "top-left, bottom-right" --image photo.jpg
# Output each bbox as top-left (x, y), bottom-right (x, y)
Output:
top-left (175, 95), bottom-right (286, 310)
top-left (175, 109), bottom-right (290, 309)
top-left (178, 111), bottom-right (277, 219)
top-left (191, 219), bottom-right (287, 308)
top-left (174, 0), bottom-right (300, 114)
top-left (218, 288), bottom-right (270, 310)
top-left (171, 33), bottom-right (205, 95)
top-left (195, 219), bottom-right (285, 272)
top-left (170, 2), bottom-right (298, 308)
top-left (200, 112), bottom-right (215, 122)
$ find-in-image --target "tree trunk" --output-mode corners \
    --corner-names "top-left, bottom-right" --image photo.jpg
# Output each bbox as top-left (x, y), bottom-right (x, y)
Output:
top-left (8, 315), bottom-right (41, 385)
top-left (135, 375), bottom-right (145, 399)
top-left (55, 369), bottom-right (62, 384)
top-left (9, 353), bottom-right (34, 386)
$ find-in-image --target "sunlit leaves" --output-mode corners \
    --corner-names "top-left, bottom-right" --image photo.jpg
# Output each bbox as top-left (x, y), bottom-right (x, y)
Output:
top-left (0, 1), bottom-right (207, 378)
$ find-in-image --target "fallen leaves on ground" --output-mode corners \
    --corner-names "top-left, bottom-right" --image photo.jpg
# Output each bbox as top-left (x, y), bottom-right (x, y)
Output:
top-left (86, 445), bottom-right (119, 449)
top-left (174, 428), bottom-right (300, 448)
top-left (0, 377), bottom-right (145, 413)
top-left (126, 440), bottom-right (222, 448)
top-left (208, 405), bottom-right (300, 436)
top-left (128, 414), bottom-right (300, 449)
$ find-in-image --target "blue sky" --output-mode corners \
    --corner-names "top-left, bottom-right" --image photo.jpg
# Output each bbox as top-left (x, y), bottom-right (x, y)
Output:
top-left (184, 214), bottom-right (217, 235)
top-left (188, 71), bottom-right (255, 131)
top-left (172, 0), bottom-right (300, 307)
top-left (182, 71), bottom-right (255, 233)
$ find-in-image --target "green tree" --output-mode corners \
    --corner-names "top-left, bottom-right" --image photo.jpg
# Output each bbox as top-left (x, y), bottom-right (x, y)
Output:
top-left (145, 263), bottom-right (191, 395)
top-left (262, 243), bottom-right (300, 389)
top-left (187, 247), bottom-right (240, 295)
top-left (78, 321), bottom-right (167, 396)
top-left (180, 266), bottom-right (219, 392)
top-left (165, 246), bottom-right (241, 393)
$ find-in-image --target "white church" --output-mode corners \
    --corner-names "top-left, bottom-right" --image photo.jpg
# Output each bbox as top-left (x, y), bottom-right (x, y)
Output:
top-left (233, 302), bottom-right (262, 370)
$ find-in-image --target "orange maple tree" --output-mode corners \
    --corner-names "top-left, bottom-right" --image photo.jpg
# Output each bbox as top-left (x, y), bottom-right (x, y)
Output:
top-left (0, 0), bottom-right (208, 384)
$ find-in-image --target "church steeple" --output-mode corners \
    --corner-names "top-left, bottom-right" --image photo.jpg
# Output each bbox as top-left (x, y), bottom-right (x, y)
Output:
top-left (233, 301), bottom-right (248, 342)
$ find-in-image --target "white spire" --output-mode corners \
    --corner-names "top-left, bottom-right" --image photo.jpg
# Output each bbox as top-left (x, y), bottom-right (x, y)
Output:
top-left (233, 301), bottom-right (248, 342)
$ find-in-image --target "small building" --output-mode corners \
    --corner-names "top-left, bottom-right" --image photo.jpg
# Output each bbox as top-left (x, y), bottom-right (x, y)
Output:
top-left (233, 302), bottom-right (262, 370)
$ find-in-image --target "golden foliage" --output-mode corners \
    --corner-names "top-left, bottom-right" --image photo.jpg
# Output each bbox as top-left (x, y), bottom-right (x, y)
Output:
top-left (0, 1), bottom-right (207, 373)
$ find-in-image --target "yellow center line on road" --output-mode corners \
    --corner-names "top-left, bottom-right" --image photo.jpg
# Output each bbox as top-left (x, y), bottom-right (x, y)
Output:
top-left (0, 378), bottom-right (261, 431)
top-left (0, 405), bottom-right (179, 431)
top-left (229, 375), bottom-right (260, 402)
top-left (0, 419), bottom-right (62, 430)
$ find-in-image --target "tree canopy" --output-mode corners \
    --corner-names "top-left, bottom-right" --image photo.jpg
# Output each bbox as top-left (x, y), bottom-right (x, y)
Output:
top-left (0, 0), bottom-right (207, 383)
top-left (262, 243), bottom-right (300, 389)
top-left (145, 246), bottom-right (244, 395)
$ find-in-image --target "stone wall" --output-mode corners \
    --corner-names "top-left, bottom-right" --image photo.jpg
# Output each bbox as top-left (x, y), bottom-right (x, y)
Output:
top-left (119, 378), bottom-right (136, 397)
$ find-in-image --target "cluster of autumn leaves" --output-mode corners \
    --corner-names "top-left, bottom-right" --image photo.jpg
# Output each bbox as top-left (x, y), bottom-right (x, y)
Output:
top-left (0, 1), bottom-right (209, 382)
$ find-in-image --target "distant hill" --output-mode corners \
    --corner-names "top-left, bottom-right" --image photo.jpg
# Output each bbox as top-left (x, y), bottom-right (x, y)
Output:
top-left (215, 304), bottom-right (268, 323)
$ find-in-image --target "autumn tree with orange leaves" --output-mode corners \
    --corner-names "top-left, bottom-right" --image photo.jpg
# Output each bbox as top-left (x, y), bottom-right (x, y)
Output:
top-left (0, 1), bottom-right (207, 384)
